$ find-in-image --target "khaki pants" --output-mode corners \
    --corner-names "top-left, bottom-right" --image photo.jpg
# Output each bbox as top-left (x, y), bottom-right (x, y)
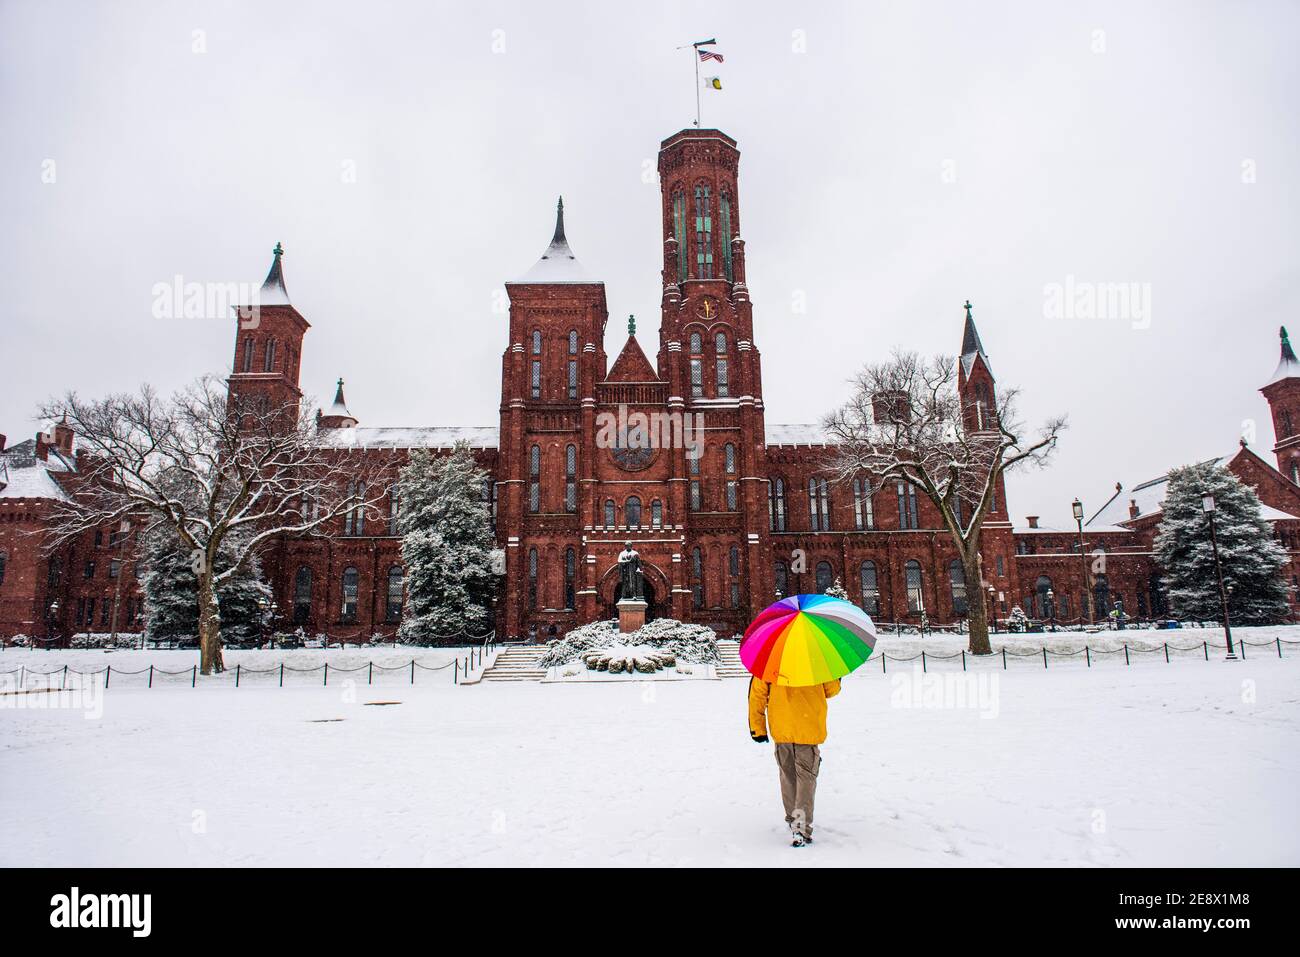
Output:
top-left (774, 743), bottom-right (821, 838)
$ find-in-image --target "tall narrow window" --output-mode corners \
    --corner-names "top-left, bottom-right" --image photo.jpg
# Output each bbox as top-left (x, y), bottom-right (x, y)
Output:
top-left (729, 546), bottom-right (740, 576)
top-left (691, 547), bottom-right (703, 609)
top-left (897, 481), bottom-right (919, 529)
top-left (651, 499), bottom-right (663, 528)
top-left (264, 338), bottom-right (277, 373)
top-left (529, 445), bottom-right (541, 512)
top-left (341, 567), bottom-right (359, 621)
top-left (564, 445), bottom-right (577, 513)
top-left (488, 481), bottom-right (498, 529)
top-left (242, 337), bottom-right (254, 373)
top-left (715, 332), bottom-right (729, 397)
top-left (388, 486), bottom-right (400, 535)
top-left (625, 496), bottom-right (642, 526)
top-left (531, 330), bottom-right (542, 354)
top-left (852, 478), bottom-right (874, 530)
top-left (0, 551), bottom-right (6, 588)
top-left (775, 560), bottom-right (789, 599)
top-left (769, 477), bottom-right (787, 532)
top-left (673, 189), bottom-right (688, 283)
top-left (564, 548), bottom-right (576, 609)
top-left (950, 560), bottom-right (968, 615)
top-left (604, 499), bottom-right (616, 527)
top-left (808, 477), bottom-right (831, 531)
top-left (344, 481), bottom-right (366, 536)
top-left (568, 330), bottom-right (578, 354)
top-left (689, 449), bottom-right (701, 511)
top-left (724, 443), bottom-right (737, 510)
top-left (860, 561), bottom-right (880, 616)
top-left (294, 566), bottom-right (312, 625)
top-left (816, 561), bottom-right (833, 594)
top-left (528, 548), bottom-right (538, 608)
top-left (905, 560), bottom-right (924, 613)
top-left (531, 360), bottom-right (541, 399)
top-left (719, 190), bottom-right (733, 281)
top-left (694, 183), bottom-right (713, 279)
top-left (689, 332), bottom-right (703, 398)
top-left (386, 565), bottom-right (404, 623)
top-left (568, 359), bottom-right (578, 399)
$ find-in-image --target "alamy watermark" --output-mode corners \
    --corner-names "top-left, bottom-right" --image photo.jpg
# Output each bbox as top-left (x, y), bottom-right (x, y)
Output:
top-left (1043, 275), bottom-right (1151, 330)
top-left (151, 276), bottom-right (265, 328)
top-left (890, 670), bottom-right (1000, 719)
top-left (594, 403), bottom-right (704, 460)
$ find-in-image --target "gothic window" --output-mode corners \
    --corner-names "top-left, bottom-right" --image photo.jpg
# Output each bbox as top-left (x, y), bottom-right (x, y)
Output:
top-left (852, 478), bottom-right (874, 530)
top-left (808, 477), bottom-right (831, 531)
top-left (1283, 410), bottom-right (1295, 438)
top-left (730, 582), bottom-right (740, 609)
top-left (568, 330), bottom-right (578, 354)
top-left (568, 359), bottom-right (578, 399)
top-left (673, 189), bottom-right (688, 283)
top-left (344, 481), bottom-right (366, 536)
top-left (694, 183), bottom-right (713, 279)
top-left (897, 480), bottom-right (919, 529)
top-left (774, 560), bottom-right (789, 599)
top-left (529, 445), bottom-right (541, 513)
top-left (487, 480), bottom-right (498, 529)
top-left (263, 338), bottom-right (277, 373)
top-left (715, 332), bottom-right (729, 397)
top-left (769, 477), bottom-right (787, 531)
top-left (84, 560), bottom-right (95, 579)
top-left (1093, 574), bottom-right (1111, 615)
top-left (604, 498), bottom-right (615, 527)
top-left (531, 330), bottom-right (542, 354)
top-left (388, 485), bottom-right (400, 535)
top-left (528, 548), bottom-right (538, 608)
top-left (564, 548), bottom-right (576, 610)
top-left (564, 445), bottom-right (577, 513)
top-left (109, 560), bottom-right (120, 579)
top-left (689, 331), bottom-right (702, 353)
top-left (1034, 575), bottom-right (1053, 619)
top-left (689, 332), bottom-right (704, 398)
top-left (690, 480), bottom-right (701, 511)
top-left (905, 560), bottom-right (924, 613)
top-left (724, 443), bottom-right (737, 510)
top-left (951, 560), bottom-right (969, 615)
top-left (341, 567), bottom-right (359, 621)
top-left (242, 337), bottom-right (254, 373)
top-left (815, 561), bottom-right (833, 594)
top-left (719, 190), bottom-right (733, 281)
top-left (1292, 461), bottom-right (1300, 486)
top-left (651, 499), bottom-right (663, 528)
top-left (531, 360), bottom-right (541, 399)
top-left (625, 496), bottom-right (642, 526)
top-left (386, 565), bottom-right (404, 623)
top-left (293, 566), bottom-right (312, 625)
top-left (691, 547), bottom-right (704, 609)
top-left (729, 546), bottom-right (740, 576)
top-left (860, 561), bottom-right (880, 616)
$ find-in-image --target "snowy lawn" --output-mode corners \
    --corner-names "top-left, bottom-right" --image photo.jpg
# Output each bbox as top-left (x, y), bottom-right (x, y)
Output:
top-left (1, 644), bottom-right (1296, 867)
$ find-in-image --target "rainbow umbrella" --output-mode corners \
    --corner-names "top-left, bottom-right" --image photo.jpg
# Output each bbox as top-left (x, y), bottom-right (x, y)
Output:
top-left (741, 594), bottom-right (877, 686)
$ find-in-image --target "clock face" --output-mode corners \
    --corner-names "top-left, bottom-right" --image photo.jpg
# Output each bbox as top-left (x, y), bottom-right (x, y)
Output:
top-left (610, 440), bottom-right (656, 471)
top-left (695, 297), bottom-right (720, 320)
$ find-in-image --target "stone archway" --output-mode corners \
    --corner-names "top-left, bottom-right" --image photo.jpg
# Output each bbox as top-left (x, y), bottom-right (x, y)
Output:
top-left (598, 560), bottom-right (670, 623)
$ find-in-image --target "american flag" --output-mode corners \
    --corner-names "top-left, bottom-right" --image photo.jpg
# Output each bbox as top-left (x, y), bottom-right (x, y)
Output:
top-left (697, 48), bottom-right (724, 63)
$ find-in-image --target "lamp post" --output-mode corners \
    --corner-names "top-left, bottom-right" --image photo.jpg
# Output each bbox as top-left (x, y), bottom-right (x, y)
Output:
top-left (1046, 587), bottom-right (1056, 632)
top-left (108, 518), bottom-right (131, 647)
top-left (47, 600), bottom-right (60, 650)
top-left (257, 596), bottom-right (270, 650)
top-left (1073, 498), bottom-right (1091, 624)
top-left (987, 585), bottom-right (997, 633)
top-left (1202, 492), bottom-right (1236, 660)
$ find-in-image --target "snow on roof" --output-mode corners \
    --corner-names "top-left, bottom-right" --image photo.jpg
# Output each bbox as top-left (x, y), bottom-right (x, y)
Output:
top-left (317, 426), bottom-right (499, 450)
top-left (0, 454), bottom-right (71, 501)
top-left (1266, 326), bottom-right (1300, 385)
top-left (765, 423), bottom-right (836, 447)
top-left (510, 197), bottom-right (600, 285)
top-left (257, 243), bottom-right (291, 305)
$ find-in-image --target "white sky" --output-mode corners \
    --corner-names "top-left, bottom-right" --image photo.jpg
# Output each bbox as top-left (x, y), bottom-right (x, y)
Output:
top-left (2, 0), bottom-right (1297, 526)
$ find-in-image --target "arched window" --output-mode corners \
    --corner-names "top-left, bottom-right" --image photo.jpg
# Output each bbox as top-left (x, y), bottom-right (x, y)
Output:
top-left (769, 477), bottom-right (786, 531)
top-left (1035, 575), bottom-right (1053, 619)
top-left (860, 561), bottom-right (880, 616)
top-left (263, 338), bottom-right (277, 372)
top-left (775, 560), bottom-right (789, 599)
top-left (341, 567), bottom-right (359, 621)
top-left (625, 496), bottom-right (642, 526)
top-left (719, 190), bottom-right (734, 281)
top-left (689, 451), bottom-right (701, 510)
top-left (691, 547), bottom-right (704, 609)
top-left (950, 560), bottom-right (969, 615)
top-left (528, 548), bottom-right (538, 608)
top-left (529, 445), bottom-right (540, 512)
top-left (689, 332), bottom-right (703, 397)
top-left (567, 331), bottom-right (578, 399)
top-left (564, 445), bottom-right (577, 513)
top-left (531, 330), bottom-right (542, 354)
top-left (604, 499), bottom-right (616, 527)
top-left (724, 443), bottom-right (737, 510)
top-left (729, 546), bottom-right (740, 576)
top-left (694, 183), bottom-right (713, 278)
top-left (388, 485), bottom-right (400, 536)
top-left (672, 189), bottom-right (688, 282)
top-left (564, 548), bottom-right (576, 610)
top-left (815, 561), bottom-right (833, 594)
top-left (1093, 574), bottom-right (1111, 616)
top-left (715, 332), bottom-right (729, 397)
top-left (651, 499), bottom-right (663, 528)
top-left (809, 477), bottom-right (831, 531)
top-left (852, 478), bottom-right (874, 530)
top-left (568, 330), bottom-right (578, 354)
top-left (241, 337), bottom-right (254, 373)
top-left (385, 566), bottom-right (404, 623)
top-left (344, 481), bottom-right (366, 536)
top-left (293, 566), bottom-right (312, 624)
top-left (905, 560), bottom-right (924, 614)
top-left (897, 480), bottom-right (919, 529)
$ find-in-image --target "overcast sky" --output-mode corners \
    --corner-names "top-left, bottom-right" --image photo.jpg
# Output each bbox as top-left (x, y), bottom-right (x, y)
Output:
top-left (2, 0), bottom-right (1297, 526)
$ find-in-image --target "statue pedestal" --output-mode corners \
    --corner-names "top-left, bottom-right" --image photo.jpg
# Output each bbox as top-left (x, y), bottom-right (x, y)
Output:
top-left (616, 599), bottom-right (648, 634)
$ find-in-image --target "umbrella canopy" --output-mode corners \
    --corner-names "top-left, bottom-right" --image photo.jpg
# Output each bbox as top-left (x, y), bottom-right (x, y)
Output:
top-left (741, 594), bottom-right (877, 686)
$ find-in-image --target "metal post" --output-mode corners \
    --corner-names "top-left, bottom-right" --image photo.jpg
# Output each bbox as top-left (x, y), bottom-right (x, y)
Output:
top-left (1042, 648), bottom-right (1047, 669)
top-left (105, 665), bottom-right (111, 689)
top-left (1164, 642), bottom-right (1169, 664)
top-left (279, 662), bottom-right (284, 687)
top-left (921, 650), bottom-right (926, 674)
top-left (368, 661), bottom-right (373, 685)
top-left (1206, 509), bottom-right (1236, 659)
top-left (410, 660), bottom-right (415, 684)
top-left (324, 663), bottom-right (329, 686)
top-left (1076, 513), bottom-right (1091, 624)
top-left (148, 664), bottom-right (153, 688)
top-left (1002, 647), bottom-right (1006, 670)
top-left (1123, 643), bottom-right (1129, 666)
top-left (1085, 646), bottom-right (1090, 668)
top-left (191, 665), bottom-right (196, 687)
top-left (236, 664), bottom-right (241, 687)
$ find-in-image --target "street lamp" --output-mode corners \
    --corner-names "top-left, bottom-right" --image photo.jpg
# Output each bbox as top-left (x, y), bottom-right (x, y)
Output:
top-left (257, 596), bottom-right (270, 650)
top-left (1072, 498), bottom-right (1092, 624)
top-left (1046, 587), bottom-right (1056, 632)
top-left (1202, 492), bottom-right (1236, 660)
top-left (987, 584), bottom-right (997, 633)
top-left (47, 600), bottom-right (60, 650)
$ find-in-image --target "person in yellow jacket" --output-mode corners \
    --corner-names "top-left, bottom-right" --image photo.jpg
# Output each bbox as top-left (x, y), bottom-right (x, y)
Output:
top-left (748, 676), bottom-right (841, 846)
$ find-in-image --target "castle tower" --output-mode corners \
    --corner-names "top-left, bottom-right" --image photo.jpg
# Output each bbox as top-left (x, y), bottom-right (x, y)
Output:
top-left (499, 198), bottom-right (608, 638)
top-left (227, 243), bottom-right (309, 416)
top-left (956, 300), bottom-right (997, 434)
top-left (656, 129), bottom-right (766, 625)
top-left (1261, 326), bottom-right (1300, 483)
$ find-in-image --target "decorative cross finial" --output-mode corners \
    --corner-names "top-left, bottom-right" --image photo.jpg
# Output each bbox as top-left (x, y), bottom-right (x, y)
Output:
top-left (964, 299), bottom-right (973, 319)
top-left (628, 314), bottom-right (636, 336)
top-left (274, 241), bottom-right (283, 258)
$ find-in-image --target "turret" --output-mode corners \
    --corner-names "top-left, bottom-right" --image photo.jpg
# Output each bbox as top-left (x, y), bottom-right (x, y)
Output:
top-left (317, 379), bottom-right (358, 430)
top-left (1261, 326), bottom-right (1300, 482)
top-left (957, 300), bottom-right (997, 433)
top-left (228, 242), bottom-right (310, 418)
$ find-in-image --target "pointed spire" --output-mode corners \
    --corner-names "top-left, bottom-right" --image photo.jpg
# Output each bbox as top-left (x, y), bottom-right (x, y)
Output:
top-left (331, 377), bottom-right (348, 413)
top-left (628, 314), bottom-right (636, 337)
top-left (1267, 325), bottom-right (1300, 384)
top-left (513, 197), bottom-right (595, 284)
top-left (258, 241), bottom-right (291, 305)
top-left (552, 196), bottom-right (566, 246)
top-left (959, 299), bottom-right (991, 377)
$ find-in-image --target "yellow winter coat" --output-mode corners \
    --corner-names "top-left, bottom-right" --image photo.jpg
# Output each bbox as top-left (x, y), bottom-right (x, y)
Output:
top-left (748, 677), bottom-right (841, 745)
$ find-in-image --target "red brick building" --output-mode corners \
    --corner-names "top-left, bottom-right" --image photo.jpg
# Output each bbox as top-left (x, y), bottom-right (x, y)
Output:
top-left (4, 126), bottom-right (1299, 641)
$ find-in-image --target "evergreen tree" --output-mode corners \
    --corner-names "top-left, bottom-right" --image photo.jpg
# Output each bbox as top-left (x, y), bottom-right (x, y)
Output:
top-left (141, 527), bottom-right (272, 645)
top-left (824, 577), bottom-right (850, 601)
top-left (1153, 462), bottom-right (1289, 625)
top-left (397, 443), bottom-right (497, 642)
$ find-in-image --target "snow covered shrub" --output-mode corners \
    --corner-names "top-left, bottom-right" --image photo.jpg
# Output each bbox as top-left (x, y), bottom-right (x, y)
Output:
top-left (9, 634), bottom-right (30, 648)
top-left (538, 618), bottom-right (718, 668)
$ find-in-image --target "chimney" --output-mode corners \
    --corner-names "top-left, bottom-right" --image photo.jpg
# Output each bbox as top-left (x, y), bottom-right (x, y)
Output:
top-left (1128, 499), bottom-right (1140, 520)
top-left (34, 431), bottom-right (50, 461)
top-left (1026, 515), bottom-right (1039, 529)
top-left (52, 417), bottom-right (74, 456)
top-left (872, 389), bottom-right (912, 425)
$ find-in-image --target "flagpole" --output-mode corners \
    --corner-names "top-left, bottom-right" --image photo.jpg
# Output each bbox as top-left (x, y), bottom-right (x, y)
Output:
top-left (694, 49), bottom-right (701, 127)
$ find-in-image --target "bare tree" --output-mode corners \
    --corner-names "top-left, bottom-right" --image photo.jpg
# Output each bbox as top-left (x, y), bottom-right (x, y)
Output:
top-left (823, 351), bottom-right (1066, 654)
top-left (39, 377), bottom-right (384, 674)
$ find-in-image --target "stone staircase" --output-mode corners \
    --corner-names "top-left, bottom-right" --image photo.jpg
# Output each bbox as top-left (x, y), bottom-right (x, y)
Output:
top-left (715, 640), bottom-right (750, 679)
top-left (479, 644), bottom-right (548, 683)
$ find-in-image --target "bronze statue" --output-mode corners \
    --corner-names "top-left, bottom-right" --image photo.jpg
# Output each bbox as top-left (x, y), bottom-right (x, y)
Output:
top-left (617, 542), bottom-right (644, 601)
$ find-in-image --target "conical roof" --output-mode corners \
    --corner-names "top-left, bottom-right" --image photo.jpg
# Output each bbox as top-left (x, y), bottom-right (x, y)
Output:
top-left (259, 242), bottom-right (291, 305)
top-left (1267, 326), bottom-right (1300, 385)
top-left (514, 197), bottom-right (597, 284)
